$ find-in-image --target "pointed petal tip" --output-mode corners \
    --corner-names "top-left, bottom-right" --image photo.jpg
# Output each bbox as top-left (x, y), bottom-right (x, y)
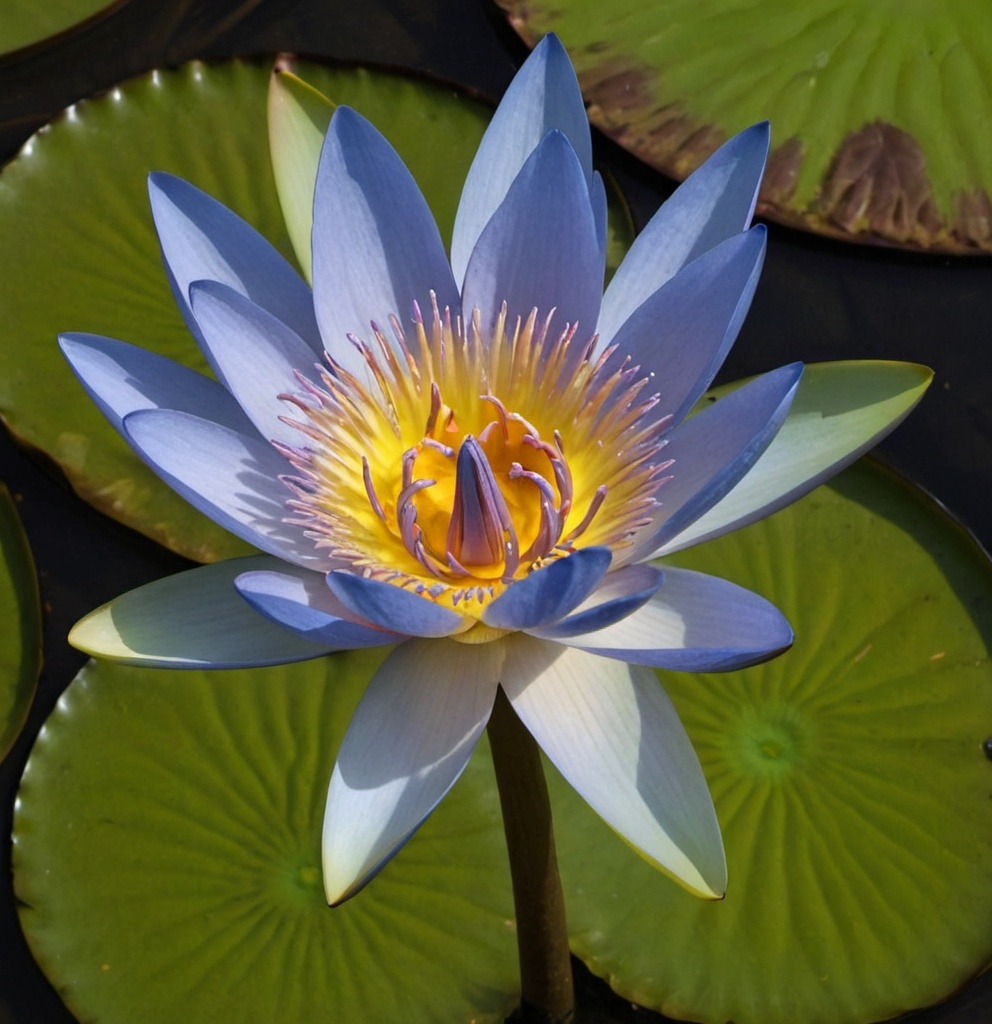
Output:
top-left (742, 119), bottom-right (771, 149)
top-left (146, 168), bottom-right (186, 203)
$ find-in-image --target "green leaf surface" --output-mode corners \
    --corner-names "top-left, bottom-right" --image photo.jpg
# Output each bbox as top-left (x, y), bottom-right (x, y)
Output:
top-left (0, 483), bottom-right (41, 760)
top-left (552, 460), bottom-right (992, 1023)
top-left (499, 0), bottom-right (992, 252)
top-left (0, 57), bottom-right (633, 563)
top-left (0, 0), bottom-right (117, 55)
top-left (13, 651), bottom-right (517, 1024)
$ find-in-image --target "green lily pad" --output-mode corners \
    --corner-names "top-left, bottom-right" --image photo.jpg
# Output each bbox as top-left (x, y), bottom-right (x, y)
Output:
top-left (499, 0), bottom-right (992, 253)
top-left (13, 650), bottom-right (517, 1024)
top-left (0, 57), bottom-right (633, 563)
top-left (551, 459), bottom-right (992, 1023)
top-left (0, 483), bottom-right (41, 761)
top-left (0, 0), bottom-right (119, 56)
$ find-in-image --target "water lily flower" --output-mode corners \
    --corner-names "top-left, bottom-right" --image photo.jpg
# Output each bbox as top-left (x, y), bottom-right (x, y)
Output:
top-left (61, 36), bottom-right (930, 907)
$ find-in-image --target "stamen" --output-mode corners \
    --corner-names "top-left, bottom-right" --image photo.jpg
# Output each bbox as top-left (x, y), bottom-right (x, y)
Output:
top-left (423, 438), bottom-right (455, 458)
top-left (481, 394), bottom-right (511, 440)
top-left (362, 457), bottom-right (387, 522)
top-left (425, 382), bottom-right (443, 434)
top-left (562, 484), bottom-right (607, 545)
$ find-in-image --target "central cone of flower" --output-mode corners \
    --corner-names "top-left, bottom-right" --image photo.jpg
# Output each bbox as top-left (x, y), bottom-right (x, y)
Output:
top-left (280, 298), bottom-right (673, 612)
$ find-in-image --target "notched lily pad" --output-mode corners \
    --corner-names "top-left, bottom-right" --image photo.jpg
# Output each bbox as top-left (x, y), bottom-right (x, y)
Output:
top-left (0, 482), bottom-right (41, 760)
top-left (13, 651), bottom-right (517, 1024)
top-left (551, 459), bottom-right (992, 1023)
top-left (499, 0), bottom-right (992, 252)
top-left (0, 56), bottom-right (634, 563)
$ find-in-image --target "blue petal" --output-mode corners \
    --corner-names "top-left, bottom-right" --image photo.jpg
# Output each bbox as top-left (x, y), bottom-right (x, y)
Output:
top-left (655, 361), bottom-right (933, 555)
top-left (188, 280), bottom-right (321, 446)
top-left (529, 563), bottom-right (663, 638)
top-left (123, 408), bottom-right (321, 568)
top-left (597, 123), bottom-right (770, 347)
top-left (59, 332), bottom-right (251, 436)
top-left (326, 571), bottom-right (467, 638)
top-left (451, 33), bottom-right (592, 287)
top-left (311, 107), bottom-right (459, 375)
top-left (623, 363), bottom-right (803, 563)
top-left (148, 172), bottom-right (321, 353)
top-left (600, 226), bottom-right (766, 425)
top-left (547, 566), bottom-right (793, 672)
top-left (482, 546), bottom-right (612, 631)
top-left (236, 568), bottom-right (406, 648)
top-left (461, 130), bottom-right (602, 356)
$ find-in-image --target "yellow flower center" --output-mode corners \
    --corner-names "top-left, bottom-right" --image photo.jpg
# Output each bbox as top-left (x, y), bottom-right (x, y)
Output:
top-left (279, 297), bottom-right (672, 614)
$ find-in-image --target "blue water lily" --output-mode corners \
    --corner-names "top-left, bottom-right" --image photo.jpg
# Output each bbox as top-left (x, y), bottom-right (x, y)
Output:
top-left (62, 37), bottom-right (929, 906)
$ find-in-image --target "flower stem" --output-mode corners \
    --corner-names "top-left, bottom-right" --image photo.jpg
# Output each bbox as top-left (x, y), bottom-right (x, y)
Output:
top-left (487, 686), bottom-right (575, 1024)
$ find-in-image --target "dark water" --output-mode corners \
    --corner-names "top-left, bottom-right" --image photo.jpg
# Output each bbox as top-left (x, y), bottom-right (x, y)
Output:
top-left (0, 2), bottom-right (989, 1022)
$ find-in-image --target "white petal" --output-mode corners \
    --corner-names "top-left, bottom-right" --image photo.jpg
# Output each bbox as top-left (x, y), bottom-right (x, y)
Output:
top-left (322, 638), bottom-right (503, 904)
top-left (69, 556), bottom-right (333, 667)
top-left (501, 635), bottom-right (725, 898)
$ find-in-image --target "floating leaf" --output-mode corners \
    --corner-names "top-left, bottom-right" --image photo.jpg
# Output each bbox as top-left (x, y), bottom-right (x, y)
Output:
top-left (0, 483), bottom-right (41, 761)
top-left (551, 459), bottom-right (992, 1023)
top-left (13, 651), bottom-right (517, 1024)
top-left (0, 0), bottom-right (118, 56)
top-left (0, 58), bottom-right (633, 562)
top-left (499, 0), bottom-right (992, 252)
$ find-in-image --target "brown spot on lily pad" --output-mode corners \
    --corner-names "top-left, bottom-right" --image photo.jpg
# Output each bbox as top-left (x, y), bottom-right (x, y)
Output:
top-left (953, 188), bottom-right (992, 249)
top-left (817, 121), bottom-right (943, 247)
top-left (577, 58), bottom-right (724, 182)
top-left (763, 137), bottom-right (803, 207)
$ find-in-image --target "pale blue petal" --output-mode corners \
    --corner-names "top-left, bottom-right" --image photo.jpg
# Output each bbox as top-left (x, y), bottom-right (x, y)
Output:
top-left (69, 556), bottom-right (333, 667)
top-left (326, 571), bottom-right (467, 638)
top-left (323, 638), bottom-right (502, 904)
top-left (122, 408), bottom-right (321, 568)
top-left (546, 566), bottom-right (793, 671)
top-left (59, 332), bottom-right (251, 436)
top-left (236, 568), bottom-right (406, 648)
top-left (623, 363), bottom-right (803, 563)
top-left (528, 563), bottom-right (663, 638)
top-left (599, 227), bottom-right (766, 423)
top-left (451, 33), bottom-right (592, 287)
top-left (501, 635), bottom-right (726, 898)
top-left (590, 170), bottom-right (608, 271)
top-left (189, 280), bottom-right (322, 446)
top-left (148, 172), bottom-right (321, 352)
top-left (597, 123), bottom-right (770, 347)
top-left (461, 130), bottom-right (602, 354)
top-left (655, 360), bottom-right (934, 555)
top-left (311, 107), bottom-right (459, 375)
top-left (482, 546), bottom-right (612, 631)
